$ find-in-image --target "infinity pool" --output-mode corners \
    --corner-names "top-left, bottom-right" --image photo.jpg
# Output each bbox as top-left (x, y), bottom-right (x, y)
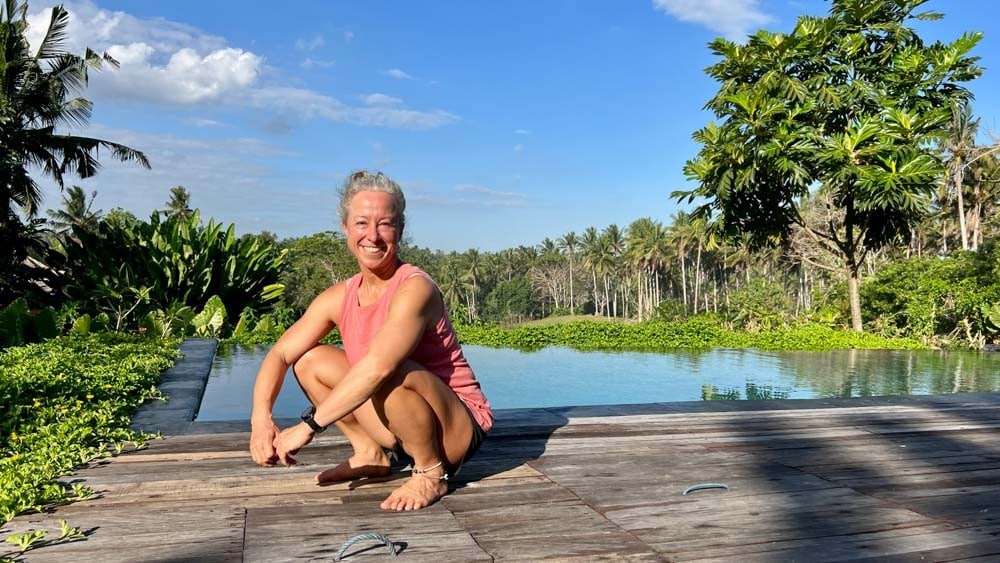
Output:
top-left (195, 344), bottom-right (1000, 421)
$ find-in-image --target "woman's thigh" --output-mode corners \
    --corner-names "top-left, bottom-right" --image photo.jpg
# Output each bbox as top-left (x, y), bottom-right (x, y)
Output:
top-left (375, 360), bottom-right (474, 468)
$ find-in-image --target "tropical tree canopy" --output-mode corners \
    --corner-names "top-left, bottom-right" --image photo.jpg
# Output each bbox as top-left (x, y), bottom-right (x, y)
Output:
top-left (0, 1), bottom-right (149, 224)
top-left (678, 0), bottom-right (982, 330)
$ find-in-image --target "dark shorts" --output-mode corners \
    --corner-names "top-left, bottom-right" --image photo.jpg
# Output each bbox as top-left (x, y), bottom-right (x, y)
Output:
top-left (456, 403), bottom-right (488, 473)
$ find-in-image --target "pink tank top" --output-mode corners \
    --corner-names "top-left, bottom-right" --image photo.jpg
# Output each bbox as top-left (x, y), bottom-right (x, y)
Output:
top-left (339, 263), bottom-right (493, 432)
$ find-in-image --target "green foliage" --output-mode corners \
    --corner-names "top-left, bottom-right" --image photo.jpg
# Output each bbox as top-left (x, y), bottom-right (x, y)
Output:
top-left (277, 232), bottom-right (355, 312)
top-left (678, 0), bottom-right (983, 330)
top-left (862, 249), bottom-right (1000, 342)
top-left (0, 300), bottom-right (61, 347)
top-left (702, 382), bottom-right (791, 401)
top-left (983, 303), bottom-right (1000, 334)
top-left (483, 278), bottom-right (533, 324)
top-left (69, 314), bottom-right (91, 335)
top-left (725, 279), bottom-right (794, 331)
top-left (29, 307), bottom-right (58, 341)
top-left (655, 299), bottom-right (687, 322)
top-left (2, 518), bottom-right (84, 558)
top-left (456, 318), bottom-right (923, 352)
top-left (0, 299), bottom-right (29, 347)
top-left (191, 296), bottom-right (227, 337)
top-left (139, 303), bottom-right (195, 340)
top-left (50, 210), bottom-right (285, 330)
top-left (0, 334), bottom-right (178, 525)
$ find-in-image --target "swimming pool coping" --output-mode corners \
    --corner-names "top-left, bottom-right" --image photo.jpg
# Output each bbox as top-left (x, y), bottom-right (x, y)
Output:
top-left (133, 337), bottom-right (1000, 436)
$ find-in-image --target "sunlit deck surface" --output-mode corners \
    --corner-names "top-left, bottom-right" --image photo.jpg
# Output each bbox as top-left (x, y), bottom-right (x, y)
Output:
top-left (6, 341), bottom-right (1000, 561)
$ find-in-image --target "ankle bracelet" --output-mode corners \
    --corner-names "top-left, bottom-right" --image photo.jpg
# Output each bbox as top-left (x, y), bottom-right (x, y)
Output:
top-left (412, 461), bottom-right (449, 481)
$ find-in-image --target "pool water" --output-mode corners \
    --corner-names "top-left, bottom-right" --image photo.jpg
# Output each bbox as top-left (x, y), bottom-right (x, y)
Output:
top-left (195, 345), bottom-right (1000, 421)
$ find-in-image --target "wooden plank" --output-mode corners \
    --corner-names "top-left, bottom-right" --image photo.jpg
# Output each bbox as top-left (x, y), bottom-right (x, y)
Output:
top-left (684, 526), bottom-right (1000, 562)
top-left (453, 500), bottom-right (657, 560)
top-left (668, 521), bottom-right (958, 560)
top-left (3, 506), bottom-right (244, 563)
top-left (244, 502), bottom-right (490, 562)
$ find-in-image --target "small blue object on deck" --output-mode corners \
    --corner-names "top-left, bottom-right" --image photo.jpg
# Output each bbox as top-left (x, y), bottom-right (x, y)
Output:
top-left (682, 483), bottom-right (730, 495)
top-left (334, 532), bottom-right (398, 560)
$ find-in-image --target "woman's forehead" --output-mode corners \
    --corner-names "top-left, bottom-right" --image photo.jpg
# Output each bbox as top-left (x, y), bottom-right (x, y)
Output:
top-left (347, 191), bottom-right (396, 214)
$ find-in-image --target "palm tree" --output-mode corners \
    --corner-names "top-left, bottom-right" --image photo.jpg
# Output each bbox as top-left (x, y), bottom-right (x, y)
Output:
top-left (46, 185), bottom-right (102, 234)
top-left (941, 101), bottom-right (979, 251)
top-left (557, 231), bottom-right (578, 314)
top-left (462, 248), bottom-right (483, 320)
top-left (669, 212), bottom-right (693, 311)
top-left (626, 218), bottom-right (671, 320)
top-left (580, 227), bottom-right (601, 315)
top-left (166, 186), bottom-right (193, 220)
top-left (537, 237), bottom-right (559, 257)
top-left (1, 2), bottom-right (150, 224)
top-left (969, 151), bottom-right (1000, 246)
top-left (602, 225), bottom-right (624, 317)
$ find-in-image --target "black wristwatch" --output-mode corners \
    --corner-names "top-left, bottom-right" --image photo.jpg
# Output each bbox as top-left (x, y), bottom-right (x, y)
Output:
top-left (300, 406), bottom-right (327, 433)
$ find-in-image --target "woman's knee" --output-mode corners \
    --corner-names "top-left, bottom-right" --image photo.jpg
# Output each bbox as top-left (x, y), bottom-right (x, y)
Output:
top-left (292, 345), bottom-right (349, 387)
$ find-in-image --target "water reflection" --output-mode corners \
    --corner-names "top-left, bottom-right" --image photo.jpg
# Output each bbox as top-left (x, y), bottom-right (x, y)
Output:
top-left (196, 344), bottom-right (1000, 420)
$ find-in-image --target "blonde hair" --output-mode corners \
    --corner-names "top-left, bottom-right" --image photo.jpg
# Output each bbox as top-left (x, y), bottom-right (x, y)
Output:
top-left (338, 170), bottom-right (406, 228)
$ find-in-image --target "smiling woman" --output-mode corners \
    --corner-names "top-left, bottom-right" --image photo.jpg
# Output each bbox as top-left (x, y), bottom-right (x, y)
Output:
top-left (248, 170), bottom-right (492, 512)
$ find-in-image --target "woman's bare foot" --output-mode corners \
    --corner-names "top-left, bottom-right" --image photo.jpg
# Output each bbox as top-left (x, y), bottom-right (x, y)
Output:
top-left (380, 465), bottom-right (448, 511)
top-left (316, 450), bottom-right (391, 484)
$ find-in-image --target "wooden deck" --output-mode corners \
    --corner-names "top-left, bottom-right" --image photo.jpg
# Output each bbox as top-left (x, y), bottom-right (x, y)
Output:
top-left (5, 342), bottom-right (1000, 561)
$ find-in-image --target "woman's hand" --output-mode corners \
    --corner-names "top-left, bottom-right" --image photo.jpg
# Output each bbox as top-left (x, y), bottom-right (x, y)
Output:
top-left (273, 423), bottom-right (316, 466)
top-left (250, 416), bottom-right (280, 467)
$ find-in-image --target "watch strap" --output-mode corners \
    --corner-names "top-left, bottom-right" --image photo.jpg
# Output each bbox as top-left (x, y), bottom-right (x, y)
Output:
top-left (301, 406), bottom-right (327, 433)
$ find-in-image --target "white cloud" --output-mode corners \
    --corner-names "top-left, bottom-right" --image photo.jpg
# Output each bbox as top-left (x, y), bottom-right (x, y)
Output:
top-left (29, 1), bottom-right (228, 57)
top-left (24, 2), bottom-right (458, 130)
top-left (301, 57), bottom-right (335, 70)
top-left (183, 118), bottom-right (224, 127)
top-left (513, 143), bottom-right (524, 153)
top-left (454, 184), bottom-right (528, 200)
top-left (514, 129), bottom-right (531, 135)
top-left (652, 0), bottom-right (774, 41)
top-left (295, 35), bottom-right (324, 51)
top-left (384, 68), bottom-right (414, 80)
top-left (249, 87), bottom-right (458, 129)
top-left (360, 93), bottom-right (403, 107)
top-left (100, 45), bottom-right (262, 104)
top-left (344, 30), bottom-right (355, 42)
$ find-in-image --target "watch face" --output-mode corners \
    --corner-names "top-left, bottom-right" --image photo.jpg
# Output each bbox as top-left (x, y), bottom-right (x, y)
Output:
top-left (301, 406), bottom-right (316, 420)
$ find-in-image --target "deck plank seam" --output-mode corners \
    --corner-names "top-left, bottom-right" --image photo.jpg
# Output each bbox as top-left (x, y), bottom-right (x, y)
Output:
top-left (524, 458), bottom-right (675, 559)
top-left (240, 507), bottom-right (247, 563)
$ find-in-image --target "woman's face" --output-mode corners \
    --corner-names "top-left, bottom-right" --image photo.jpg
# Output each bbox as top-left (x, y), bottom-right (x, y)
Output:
top-left (342, 190), bottom-right (402, 272)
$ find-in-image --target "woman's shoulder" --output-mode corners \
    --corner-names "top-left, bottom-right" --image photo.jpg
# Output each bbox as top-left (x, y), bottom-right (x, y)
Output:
top-left (310, 279), bottom-right (352, 313)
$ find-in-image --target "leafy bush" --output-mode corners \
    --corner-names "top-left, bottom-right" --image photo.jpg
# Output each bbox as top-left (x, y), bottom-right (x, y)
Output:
top-left (455, 318), bottom-right (923, 352)
top-left (50, 211), bottom-right (286, 330)
top-left (862, 247), bottom-right (1000, 343)
top-left (725, 279), bottom-right (794, 331)
top-left (0, 334), bottom-right (179, 524)
top-left (0, 299), bottom-right (61, 348)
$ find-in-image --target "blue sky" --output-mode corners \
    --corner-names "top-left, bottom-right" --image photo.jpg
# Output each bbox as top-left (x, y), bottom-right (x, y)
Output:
top-left (28, 0), bottom-right (1000, 252)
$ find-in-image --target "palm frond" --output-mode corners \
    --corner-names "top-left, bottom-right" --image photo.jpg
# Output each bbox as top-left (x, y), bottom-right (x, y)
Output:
top-left (34, 4), bottom-right (70, 60)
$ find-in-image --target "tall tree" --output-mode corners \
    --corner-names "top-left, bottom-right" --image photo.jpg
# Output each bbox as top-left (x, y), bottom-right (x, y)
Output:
top-left (46, 185), bottom-right (101, 235)
top-left (165, 186), bottom-right (193, 220)
top-left (679, 0), bottom-right (982, 331)
top-left (557, 231), bottom-right (578, 314)
top-left (1, 2), bottom-right (149, 224)
top-left (941, 101), bottom-right (979, 251)
top-left (581, 227), bottom-right (602, 315)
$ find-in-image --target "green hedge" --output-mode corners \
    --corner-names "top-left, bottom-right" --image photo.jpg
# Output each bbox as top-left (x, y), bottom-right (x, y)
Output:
top-left (0, 334), bottom-right (179, 524)
top-left (455, 319), bottom-right (926, 352)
